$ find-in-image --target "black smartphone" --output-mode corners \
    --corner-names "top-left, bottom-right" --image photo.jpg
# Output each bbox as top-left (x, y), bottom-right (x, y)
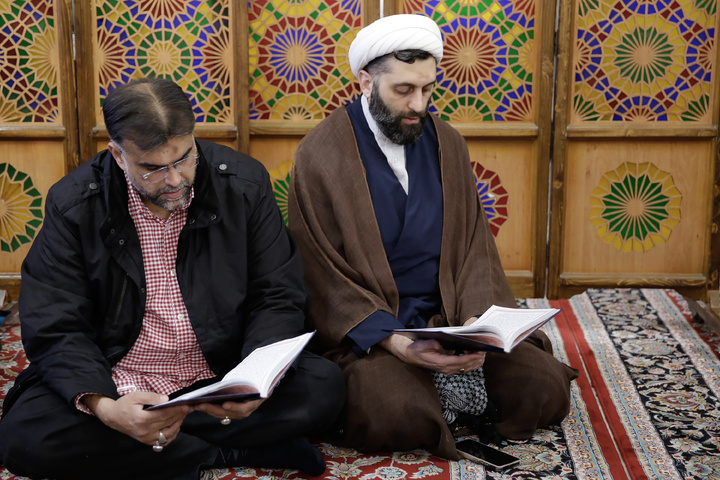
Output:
top-left (455, 439), bottom-right (520, 470)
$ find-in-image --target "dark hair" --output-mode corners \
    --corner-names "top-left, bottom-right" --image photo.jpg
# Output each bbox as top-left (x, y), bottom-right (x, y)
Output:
top-left (364, 49), bottom-right (435, 76)
top-left (102, 77), bottom-right (195, 151)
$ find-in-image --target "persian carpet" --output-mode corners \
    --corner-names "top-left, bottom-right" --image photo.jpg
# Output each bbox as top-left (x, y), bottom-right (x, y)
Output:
top-left (1, 288), bottom-right (719, 480)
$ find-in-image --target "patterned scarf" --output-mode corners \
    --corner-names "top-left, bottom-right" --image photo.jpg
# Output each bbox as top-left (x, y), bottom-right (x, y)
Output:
top-left (432, 368), bottom-right (488, 424)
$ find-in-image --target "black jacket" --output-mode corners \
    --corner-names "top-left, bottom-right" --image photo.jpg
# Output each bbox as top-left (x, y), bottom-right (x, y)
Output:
top-left (7, 139), bottom-right (308, 411)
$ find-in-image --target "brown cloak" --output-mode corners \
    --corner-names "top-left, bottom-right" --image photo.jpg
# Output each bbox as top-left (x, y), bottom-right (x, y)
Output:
top-left (288, 106), bottom-right (578, 458)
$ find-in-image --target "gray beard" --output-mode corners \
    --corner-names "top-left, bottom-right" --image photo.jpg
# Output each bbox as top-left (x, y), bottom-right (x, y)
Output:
top-left (124, 160), bottom-right (193, 213)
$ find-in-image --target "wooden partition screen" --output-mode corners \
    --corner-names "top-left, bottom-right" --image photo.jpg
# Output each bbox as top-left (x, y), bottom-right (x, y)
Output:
top-left (72, 0), bottom-right (556, 299)
top-left (0, 0), bottom-right (717, 301)
top-left (549, 0), bottom-right (720, 299)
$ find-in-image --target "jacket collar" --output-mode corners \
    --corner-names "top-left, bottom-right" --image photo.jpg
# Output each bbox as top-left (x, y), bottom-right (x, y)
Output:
top-left (185, 142), bottom-right (220, 227)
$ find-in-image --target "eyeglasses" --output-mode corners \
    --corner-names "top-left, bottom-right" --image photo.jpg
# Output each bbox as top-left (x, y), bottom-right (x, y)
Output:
top-left (117, 139), bottom-right (199, 184)
top-left (139, 151), bottom-right (199, 184)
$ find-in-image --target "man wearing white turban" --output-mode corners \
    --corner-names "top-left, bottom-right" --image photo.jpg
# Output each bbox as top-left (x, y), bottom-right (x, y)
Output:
top-left (288, 14), bottom-right (578, 459)
top-left (347, 14), bottom-right (444, 78)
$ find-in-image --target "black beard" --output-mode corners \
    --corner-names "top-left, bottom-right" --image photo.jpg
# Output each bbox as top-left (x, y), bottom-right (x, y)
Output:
top-left (369, 86), bottom-right (428, 145)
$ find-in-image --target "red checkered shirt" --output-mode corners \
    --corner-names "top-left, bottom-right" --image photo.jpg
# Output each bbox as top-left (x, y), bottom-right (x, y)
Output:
top-left (109, 175), bottom-right (216, 397)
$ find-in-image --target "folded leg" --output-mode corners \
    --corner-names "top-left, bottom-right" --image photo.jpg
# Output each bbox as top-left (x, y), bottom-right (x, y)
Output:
top-left (0, 351), bottom-right (344, 480)
top-left (335, 348), bottom-right (458, 459)
top-left (483, 331), bottom-right (579, 440)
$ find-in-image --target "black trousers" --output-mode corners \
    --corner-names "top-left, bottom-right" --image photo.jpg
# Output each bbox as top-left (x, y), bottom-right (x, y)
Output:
top-left (0, 352), bottom-right (345, 480)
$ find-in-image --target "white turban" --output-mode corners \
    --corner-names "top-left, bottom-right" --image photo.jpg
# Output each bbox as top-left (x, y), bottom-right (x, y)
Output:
top-left (348, 14), bottom-right (443, 78)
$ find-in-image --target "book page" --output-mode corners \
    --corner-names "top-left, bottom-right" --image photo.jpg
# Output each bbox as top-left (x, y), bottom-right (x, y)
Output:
top-left (222, 332), bottom-right (313, 396)
top-left (222, 343), bottom-right (288, 394)
top-left (471, 306), bottom-right (555, 344)
top-left (389, 306), bottom-right (559, 353)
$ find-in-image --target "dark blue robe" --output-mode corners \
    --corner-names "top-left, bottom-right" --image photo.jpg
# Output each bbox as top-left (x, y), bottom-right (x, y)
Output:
top-left (345, 98), bottom-right (444, 354)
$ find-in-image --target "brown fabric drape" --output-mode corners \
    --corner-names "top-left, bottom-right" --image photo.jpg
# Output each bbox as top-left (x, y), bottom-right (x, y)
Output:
top-left (288, 106), bottom-right (577, 457)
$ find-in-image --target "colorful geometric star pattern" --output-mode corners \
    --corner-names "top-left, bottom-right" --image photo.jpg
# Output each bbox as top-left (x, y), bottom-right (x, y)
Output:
top-left (248, 0), bottom-right (362, 120)
top-left (573, 0), bottom-right (717, 122)
top-left (268, 160), bottom-right (292, 224)
top-left (0, 163), bottom-right (44, 253)
top-left (0, 0), bottom-right (59, 123)
top-left (472, 162), bottom-right (508, 236)
top-left (94, 0), bottom-right (233, 123)
top-left (590, 162), bottom-right (682, 252)
top-left (402, 0), bottom-right (537, 122)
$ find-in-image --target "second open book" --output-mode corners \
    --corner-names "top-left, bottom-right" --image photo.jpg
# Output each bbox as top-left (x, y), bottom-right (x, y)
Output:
top-left (146, 331), bottom-right (314, 410)
top-left (390, 305), bottom-right (561, 353)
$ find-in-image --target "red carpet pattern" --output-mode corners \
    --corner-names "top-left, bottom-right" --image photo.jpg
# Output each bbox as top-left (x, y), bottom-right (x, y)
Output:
top-left (2, 289), bottom-right (719, 479)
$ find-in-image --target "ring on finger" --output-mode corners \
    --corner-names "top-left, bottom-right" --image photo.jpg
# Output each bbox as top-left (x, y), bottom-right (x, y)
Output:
top-left (158, 429), bottom-right (168, 445)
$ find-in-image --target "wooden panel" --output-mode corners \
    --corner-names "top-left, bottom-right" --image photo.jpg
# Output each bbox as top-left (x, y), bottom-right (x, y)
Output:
top-left (397, 0), bottom-right (555, 297)
top-left (550, 0), bottom-right (720, 300)
top-left (75, 0), bottom-right (242, 156)
top-left (713, 140), bottom-right (720, 293)
top-left (0, 0), bottom-right (77, 299)
top-left (562, 140), bottom-right (709, 274)
top-left (250, 137), bottom-right (302, 172)
top-left (570, 2), bottom-right (716, 124)
top-left (467, 139), bottom-right (536, 298)
top-left (245, 0), bottom-right (362, 220)
top-left (92, 137), bottom-right (237, 157)
top-left (0, 140), bottom-right (66, 270)
top-left (250, 136), bottom-right (303, 223)
top-left (246, 0), bottom-right (365, 228)
top-left (466, 139), bottom-right (534, 272)
top-left (247, 0), bottom-right (363, 125)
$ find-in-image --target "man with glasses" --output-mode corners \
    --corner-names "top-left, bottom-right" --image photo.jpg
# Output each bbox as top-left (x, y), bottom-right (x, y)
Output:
top-left (0, 77), bottom-right (344, 480)
top-left (112, 135), bottom-right (200, 218)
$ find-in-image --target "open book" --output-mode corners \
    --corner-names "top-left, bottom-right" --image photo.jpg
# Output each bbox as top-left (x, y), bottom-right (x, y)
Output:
top-left (145, 331), bottom-right (314, 410)
top-left (390, 305), bottom-right (560, 353)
